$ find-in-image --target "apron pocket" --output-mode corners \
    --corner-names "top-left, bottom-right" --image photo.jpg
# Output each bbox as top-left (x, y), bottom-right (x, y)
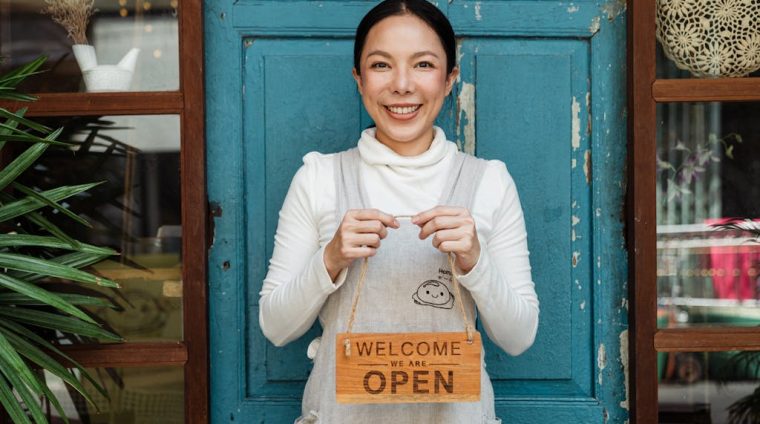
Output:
top-left (294, 410), bottom-right (320, 424)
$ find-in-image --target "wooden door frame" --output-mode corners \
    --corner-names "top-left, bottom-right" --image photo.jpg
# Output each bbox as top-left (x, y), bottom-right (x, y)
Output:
top-left (627, 0), bottom-right (760, 422)
top-left (0, 0), bottom-right (208, 421)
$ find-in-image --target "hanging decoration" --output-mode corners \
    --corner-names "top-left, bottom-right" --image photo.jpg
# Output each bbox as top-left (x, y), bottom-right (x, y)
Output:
top-left (656, 0), bottom-right (760, 77)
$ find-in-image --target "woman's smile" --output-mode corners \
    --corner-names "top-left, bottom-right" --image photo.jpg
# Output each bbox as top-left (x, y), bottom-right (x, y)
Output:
top-left (384, 103), bottom-right (422, 120)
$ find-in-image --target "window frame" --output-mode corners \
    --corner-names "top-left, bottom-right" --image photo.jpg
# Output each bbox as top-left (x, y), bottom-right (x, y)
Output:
top-left (627, 0), bottom-right (760, 422)
top-left (0, 0), bottom-right (208, 421)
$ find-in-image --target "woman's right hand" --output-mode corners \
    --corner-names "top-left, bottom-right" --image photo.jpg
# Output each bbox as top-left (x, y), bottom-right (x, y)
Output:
top-left (324, 209), bottom-right (399, 281)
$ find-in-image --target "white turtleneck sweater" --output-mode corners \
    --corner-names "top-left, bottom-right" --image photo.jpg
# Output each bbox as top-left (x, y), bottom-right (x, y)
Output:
top-left (259, 127), bottom-right (539, 356)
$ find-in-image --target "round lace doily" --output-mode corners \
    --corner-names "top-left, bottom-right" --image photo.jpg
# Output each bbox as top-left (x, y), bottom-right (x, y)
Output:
top-left (656, 0), bottom-right (760, 77)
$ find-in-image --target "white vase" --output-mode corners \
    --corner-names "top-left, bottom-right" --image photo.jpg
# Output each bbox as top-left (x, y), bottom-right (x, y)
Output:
top-left (72, 44), bottom-right (140, 92)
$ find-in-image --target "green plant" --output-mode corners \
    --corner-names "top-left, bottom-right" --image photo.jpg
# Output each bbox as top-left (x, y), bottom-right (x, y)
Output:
top-left (0, 57), bottom-right (122, 423)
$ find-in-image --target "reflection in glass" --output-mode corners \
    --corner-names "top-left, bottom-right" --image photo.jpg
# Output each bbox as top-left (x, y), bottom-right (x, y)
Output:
top-left (0, 0), bottom-right (179, 92)
top-left (18, 115), bottom-right (183, 341)
top-left (656, 102), bottom-right (760, 328)
top-left (659, 351), bottom-right (760, 424)
top-left (44, 366), bottom-right (184, 424)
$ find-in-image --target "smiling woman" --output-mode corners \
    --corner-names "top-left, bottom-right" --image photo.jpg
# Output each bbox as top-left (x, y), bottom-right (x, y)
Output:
top-left (257, 1), bottom-right (540, 423)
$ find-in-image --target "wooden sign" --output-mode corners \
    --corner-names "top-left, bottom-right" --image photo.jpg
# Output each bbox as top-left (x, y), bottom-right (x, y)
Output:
top-left (335, 332), bottom-right (481, 404)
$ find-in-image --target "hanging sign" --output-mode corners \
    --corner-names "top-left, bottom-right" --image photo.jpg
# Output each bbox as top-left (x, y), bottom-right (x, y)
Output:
top-left (335, 331), bottom-right (481, 404)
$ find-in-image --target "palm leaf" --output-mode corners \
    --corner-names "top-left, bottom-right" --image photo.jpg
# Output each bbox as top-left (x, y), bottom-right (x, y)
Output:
top-left (0, 273), bottom-right (96, 323)
top-left (0, 372), bottom-right (32, 424)
top-left (24, 209), bottom-right (81, 249)
top-left (0, 253), bottom-right (119, 288)
top-left (0, 234), bottom-right (116, 255)
top-left (0, 307), bottom-right (121, 341)
top-left (0, 142), bottom-right (49, 191)
top-left (4, 328), bottom-right (98, 409)
top-left (0, 331), bottom-right (49, 424)
top-left (0, 108), bottom-right (51, 134)
top-left (0, 56), bottom-right (46, 91)
top-left (0, 292), bottom-right (114, 308)
top-left (0, 182), bottom-right (101, 224)
top-left (12, 182), bottom-right (92, 227)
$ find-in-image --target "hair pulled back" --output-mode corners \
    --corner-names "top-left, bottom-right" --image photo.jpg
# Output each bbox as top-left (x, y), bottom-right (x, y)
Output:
top-left (353, 0), bottom-right (457, 76)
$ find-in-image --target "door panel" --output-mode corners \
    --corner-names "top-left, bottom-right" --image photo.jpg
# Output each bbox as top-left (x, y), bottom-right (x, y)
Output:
top-left (207, 1), bottom-right (628, 422)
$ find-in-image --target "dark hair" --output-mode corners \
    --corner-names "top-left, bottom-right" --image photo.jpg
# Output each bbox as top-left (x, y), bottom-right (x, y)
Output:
top-left (353, 0), bottom-right (456, 76)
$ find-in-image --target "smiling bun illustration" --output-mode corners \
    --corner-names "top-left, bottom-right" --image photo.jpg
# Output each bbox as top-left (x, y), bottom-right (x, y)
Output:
top-left (412, 280), bottom-right (455, 309)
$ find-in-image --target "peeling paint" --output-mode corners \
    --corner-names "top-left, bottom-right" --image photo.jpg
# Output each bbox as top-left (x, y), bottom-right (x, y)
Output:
top-left (458, 82), bottom-right (476, 154)
top-left (584, 150), bottom-right (592, 183)
top-left (589, 16), bottom-right (601, 34)
top-left (571, 96), bottom-right (581, 150)
top-left (572, 215), bottom-right (581, 226)
top-left (602, 0), bottom-right (626, 20)
top-left (598, 343), bottom-right (607, 385)
top-left (572, 229), bottom-right (576, 241)
top-left (456, 40), bottom-right (464, 83)
top-left (567, 4), bottom-right (579, 13)
top-left (619, 330), bottom-right (630, 410)
top-left (580, 300), bottom-right (586, 310)
top-left (474, 1), bottom-right (482, 21)
top-left (621, 297), bottom-right (629, 310)
top-left (597, 256), bottom-right (602, 269)
top-left (572, 158), bottom-right (577, 168)
top-left (572, 200), bottom-right (578, 208)
top-left (572, 251), bottom-right (581, 267)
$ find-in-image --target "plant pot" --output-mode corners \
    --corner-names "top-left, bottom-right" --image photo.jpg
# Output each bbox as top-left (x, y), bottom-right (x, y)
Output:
top-left (656, 0), bottom-right (760, 77)
top-left (72, 44), bottom-right (140, 92)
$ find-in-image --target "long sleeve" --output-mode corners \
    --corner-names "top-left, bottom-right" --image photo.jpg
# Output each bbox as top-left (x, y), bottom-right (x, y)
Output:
top-left (258, 153), bottom-right (346, 347)
top-left (457, 160), bottom-right (540, 356)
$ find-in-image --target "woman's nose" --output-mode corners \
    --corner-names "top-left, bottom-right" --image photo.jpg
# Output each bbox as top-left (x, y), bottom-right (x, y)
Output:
top-left (391, 68), bottom-right (414, 94)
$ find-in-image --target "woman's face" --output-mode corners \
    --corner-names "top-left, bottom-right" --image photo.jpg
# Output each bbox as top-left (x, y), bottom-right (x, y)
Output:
top-left (353, 14), bottom-right (458, 156)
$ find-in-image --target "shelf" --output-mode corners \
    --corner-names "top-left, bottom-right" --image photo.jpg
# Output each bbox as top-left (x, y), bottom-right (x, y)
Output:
top-left (655, 327), bottom-right (760, 352)
top-left (59, 342), bottom-right (188, 367)
top-left (0, 91), bottom-right (183, 116)
top-left (653, 78), bottom-right (760, 103)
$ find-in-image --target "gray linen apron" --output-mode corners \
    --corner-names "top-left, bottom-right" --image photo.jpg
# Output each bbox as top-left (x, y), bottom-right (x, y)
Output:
top-left (297, 148), bottom-right (501, 424)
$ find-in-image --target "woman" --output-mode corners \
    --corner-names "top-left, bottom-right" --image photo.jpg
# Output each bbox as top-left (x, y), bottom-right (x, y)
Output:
top-left (259, 0), bottom-right (539, 422)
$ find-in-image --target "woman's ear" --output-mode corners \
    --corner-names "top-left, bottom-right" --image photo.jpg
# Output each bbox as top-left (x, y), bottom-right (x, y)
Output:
top-left (352, 68), bottom-right (363, 95)
top-left (445, 67), bottom-right (460, 95)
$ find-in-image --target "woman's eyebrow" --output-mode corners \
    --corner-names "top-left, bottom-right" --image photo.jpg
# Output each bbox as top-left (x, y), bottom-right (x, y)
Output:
top-left (365, 50), bottom-right (440, 59)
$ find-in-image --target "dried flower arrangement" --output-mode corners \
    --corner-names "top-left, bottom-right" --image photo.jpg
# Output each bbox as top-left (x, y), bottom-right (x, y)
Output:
top-left (42, 0), bottom-right (95, 45)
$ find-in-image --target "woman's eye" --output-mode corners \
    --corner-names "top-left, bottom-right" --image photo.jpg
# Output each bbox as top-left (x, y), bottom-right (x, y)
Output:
top-left (416, 61), bottom-right (434, 68)
top-left (370, 62), bottom-right (389, 69)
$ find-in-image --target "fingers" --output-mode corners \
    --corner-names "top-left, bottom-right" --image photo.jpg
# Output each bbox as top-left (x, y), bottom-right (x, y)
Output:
top-left (350, 209), bottom-right (400, 229)
top-left (431, 229), bottom-right (472, 251)
top-left (412, 206), bottom-right (465, 227)
top-left (416, 213), bottom-right (475, 241)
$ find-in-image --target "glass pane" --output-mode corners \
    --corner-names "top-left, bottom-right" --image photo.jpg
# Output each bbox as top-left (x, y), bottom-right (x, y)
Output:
top-left (659, 351), bottom-right (760, 424)
top-left (0, 0), bottom-right (179, 92)
top-left (45, 366), bottom-right (184, 424)
top-left (657, 102), bottom-right (760, 328)
top-left (18, 115), bottom-right (183, 341)
top-left (654, 1), bottom-right (760, 78)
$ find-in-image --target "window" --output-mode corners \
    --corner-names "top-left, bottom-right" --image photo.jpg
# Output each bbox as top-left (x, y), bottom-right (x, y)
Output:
top-left (0, 0), bottom-right (206, 422)
top-left (629, 2), bottom-right (760, 423)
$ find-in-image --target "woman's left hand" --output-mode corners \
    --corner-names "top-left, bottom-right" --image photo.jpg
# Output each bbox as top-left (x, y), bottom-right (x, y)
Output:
top-left (412, 206), bottom-right (480, 274)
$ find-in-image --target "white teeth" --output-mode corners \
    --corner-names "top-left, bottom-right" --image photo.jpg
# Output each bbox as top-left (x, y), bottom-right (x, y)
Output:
top-left (386, 105), bottom-right (420, 115)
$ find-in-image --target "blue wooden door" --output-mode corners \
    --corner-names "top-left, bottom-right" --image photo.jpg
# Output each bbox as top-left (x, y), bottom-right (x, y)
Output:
top-left (206, 1), bottom-right (628, 422)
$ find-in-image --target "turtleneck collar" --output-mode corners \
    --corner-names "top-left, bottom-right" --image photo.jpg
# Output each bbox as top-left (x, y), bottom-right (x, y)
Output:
top-left (357, 126), bottom-right (455, 168)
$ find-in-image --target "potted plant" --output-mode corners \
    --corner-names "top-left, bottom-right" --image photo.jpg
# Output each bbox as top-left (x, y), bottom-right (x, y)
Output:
top-left (0, 56), bottom-right (122, 423)
top-left (42, 0), bottom-right (140, 92)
